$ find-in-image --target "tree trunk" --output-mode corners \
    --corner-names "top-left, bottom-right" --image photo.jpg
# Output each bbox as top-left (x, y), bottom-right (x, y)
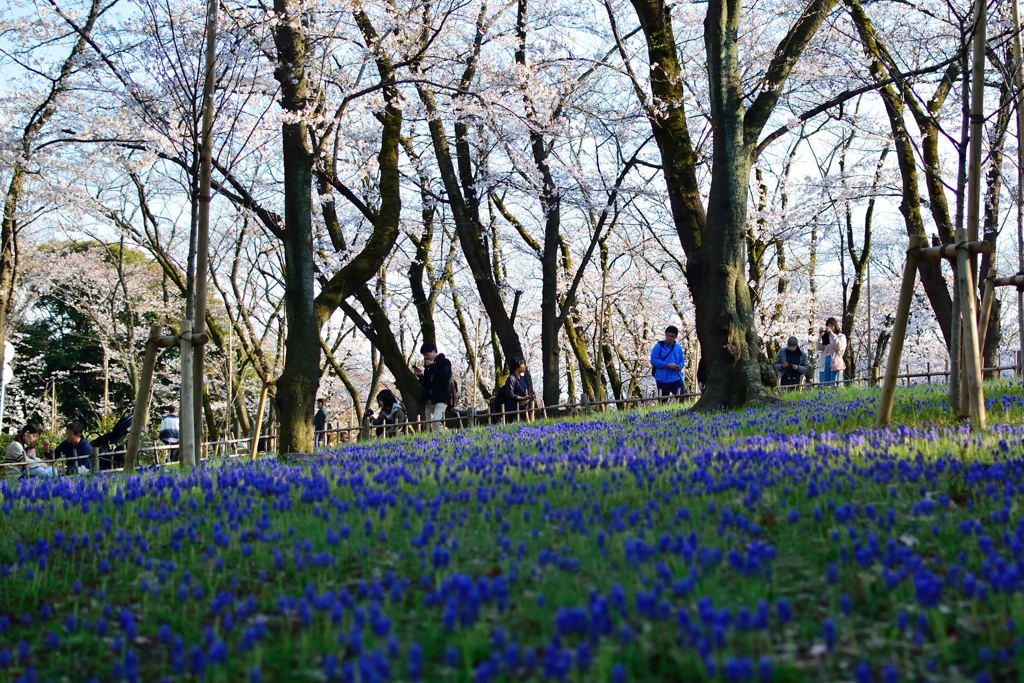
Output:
top-left (272, 0), bottom-right (318, 454)
top-left (629, 0), bottom-right (835, 408)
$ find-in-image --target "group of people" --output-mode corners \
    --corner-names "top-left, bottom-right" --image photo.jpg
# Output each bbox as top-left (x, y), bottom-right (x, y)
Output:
top-left (772, 318), bottom-right (848, 387)
top-left (651, 318), bottom-right (849, 394)
top-left (2, 405), bottom-right (182, 480)
top-left (314, 342), bottom-right (536, 443)
top-left (309, 319), bottom-right (849, 445)
top-left (4, 421), bottom-right (93, 479)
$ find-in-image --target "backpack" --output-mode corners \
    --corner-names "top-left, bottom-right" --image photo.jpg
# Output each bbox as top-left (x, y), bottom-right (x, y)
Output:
top-left (448, 376), bottom-right (459, 409)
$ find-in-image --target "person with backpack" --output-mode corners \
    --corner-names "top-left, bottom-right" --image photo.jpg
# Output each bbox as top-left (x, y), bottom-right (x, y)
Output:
top-left (650, 325), bottom-right (685, 397)
top-left (415, 342), bottom-right (452, 431)
top-left (774, 336), bottom-right (809, 387)
top-left (496, 358), bottom-right (533, 422)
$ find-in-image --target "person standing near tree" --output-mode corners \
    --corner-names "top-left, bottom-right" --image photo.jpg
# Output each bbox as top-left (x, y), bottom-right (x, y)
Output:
top-left (816, 317), bottom-right (848, 386)
top-left (650, 325), bottom-right (686, 397)
top-left (313, 399), bottom-right (328, 448)
top-left (774, 336), bottom-right (810, 388)
top-left (414, 342), bottom-right (452, 431)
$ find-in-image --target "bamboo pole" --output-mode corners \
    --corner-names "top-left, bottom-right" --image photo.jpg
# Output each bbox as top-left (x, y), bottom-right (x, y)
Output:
top-left (1014, 0), bottom-right (1024, 375)
top-left (124, 324), bottom-right (161, 471)
top-left (950, 260), bottom-right (964, 416)
top-left (956, 230), bottom-right (987, 430)
top-left (877, 235), bottom-right (925, 427)
top-left (979, 266), bottom-right (997, 352)
top-left (249, 381), bottom-right (270, 460)
top-left (966, 0), bottom-right (986, 248)
top-left (179, 319), bottom-right (196, 468)
top-left (191, 0), bottom-right (218, 453)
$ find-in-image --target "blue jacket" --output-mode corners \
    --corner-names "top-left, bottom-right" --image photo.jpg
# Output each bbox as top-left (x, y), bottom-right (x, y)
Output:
top-left (650, 341), bottom-right (684, 383)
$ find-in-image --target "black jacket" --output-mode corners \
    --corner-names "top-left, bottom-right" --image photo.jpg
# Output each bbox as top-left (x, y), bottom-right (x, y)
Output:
top-left (420, 354), bottom-right (452, 404)
top-left (497, 373), bottom-right (530, 414)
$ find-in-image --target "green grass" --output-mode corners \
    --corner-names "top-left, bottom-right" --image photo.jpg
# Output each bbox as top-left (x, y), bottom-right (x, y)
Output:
top-left (2, 380), bottom-right (1024, 681)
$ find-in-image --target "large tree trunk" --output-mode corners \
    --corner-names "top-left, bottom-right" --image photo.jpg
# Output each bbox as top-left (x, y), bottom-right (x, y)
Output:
top-left (272, 0), bottom-right (318, 454)
top-left (629, 0), bottom-right (834, 408)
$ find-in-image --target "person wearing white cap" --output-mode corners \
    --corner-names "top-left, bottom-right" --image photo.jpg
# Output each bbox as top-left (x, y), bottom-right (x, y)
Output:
top-left (774, 336), bottom-right (809, 387)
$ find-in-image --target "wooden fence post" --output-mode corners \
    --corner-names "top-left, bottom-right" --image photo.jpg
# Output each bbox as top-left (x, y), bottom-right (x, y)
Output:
top-left (877, 235), bottom-right (924, 427)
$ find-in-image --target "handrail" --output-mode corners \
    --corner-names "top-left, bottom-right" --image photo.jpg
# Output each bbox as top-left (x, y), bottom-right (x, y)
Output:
top-left (2, 361), bottom-right (1017, 473)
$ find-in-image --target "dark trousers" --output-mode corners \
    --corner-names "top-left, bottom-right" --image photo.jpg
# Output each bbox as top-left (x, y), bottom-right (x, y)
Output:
top-left (657, 380), bottom-right (684, 396)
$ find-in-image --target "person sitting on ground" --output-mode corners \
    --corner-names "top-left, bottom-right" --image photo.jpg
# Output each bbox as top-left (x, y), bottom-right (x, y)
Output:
top-left (4, 423), bottom-right (57, 479)
top-left (366, 389), bottom-right (407, 437)
top-left (414, 342), bottom-right (452, 432)
top-left (774, 336), bottom-right (809, 387)
top-left (159, 406), bottom-right (180, 462)
top-left (54, 420), bottom-right (92, 475)
top-left (650, 325), bottom-right (685, 397)
top-left (497, 358), bottom-right (533, 420)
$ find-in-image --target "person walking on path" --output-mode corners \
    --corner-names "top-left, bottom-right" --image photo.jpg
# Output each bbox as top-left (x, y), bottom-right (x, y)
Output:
top-left (313, 399), bottom-right (328, 448)
top-left (415, 342), bottom-right (452, 431)
top-left (774, 336), bottom-right (809, 387)
top-left (159, 406), bottom-right (180, 463)
top-left (816, 317), bottom-right (847, 386)
top-left (650, 325), bottom-right (685, 397)
top-left (54, 420), bottom-right (92, 474)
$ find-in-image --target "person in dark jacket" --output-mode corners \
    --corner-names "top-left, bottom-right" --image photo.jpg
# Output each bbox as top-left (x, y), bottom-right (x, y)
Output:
top-left (497, 358), bottom-right (532, 421)
top-left (313, 399), bottom-right (328, 448)
top-left (54, 420), bottom-right (92, 474)
top-left (774, 336), bottom-right (809, 387)
top-left (414, 342), bottom-right (452, 431)
top-left (366, 389), bottom-right (407, 437)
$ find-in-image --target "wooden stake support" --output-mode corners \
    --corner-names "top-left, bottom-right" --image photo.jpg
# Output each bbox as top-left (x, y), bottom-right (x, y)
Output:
top-left (249, 380), bottom-right (271, 460)
top-left (876, 233), bottom-right (989, 430)
top-left (179, 318), bottom-right (196, 469)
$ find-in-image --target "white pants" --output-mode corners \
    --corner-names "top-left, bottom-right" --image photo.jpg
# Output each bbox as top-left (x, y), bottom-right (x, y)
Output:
top-left (425, 402), bottom-right (447, 431)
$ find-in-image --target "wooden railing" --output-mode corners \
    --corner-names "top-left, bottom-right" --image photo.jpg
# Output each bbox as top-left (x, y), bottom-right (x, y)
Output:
top-left (2, 360), bottom-right (1019, 476)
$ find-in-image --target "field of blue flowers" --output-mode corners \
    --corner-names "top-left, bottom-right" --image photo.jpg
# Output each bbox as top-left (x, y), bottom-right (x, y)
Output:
top-left (4, 382), bottom-right (1024, 682)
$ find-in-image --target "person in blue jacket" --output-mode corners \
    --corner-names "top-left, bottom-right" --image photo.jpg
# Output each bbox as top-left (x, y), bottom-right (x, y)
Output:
top-left (650, 325), bottom-right (685, 396)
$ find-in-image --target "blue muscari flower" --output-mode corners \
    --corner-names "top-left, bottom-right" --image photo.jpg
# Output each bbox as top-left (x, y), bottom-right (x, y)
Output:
top-left (724, 657), bottom-right (753, 681)
top-left (445, 644), bottom-right (460, 668)
top-left (408, 643), bottom-right (423, 681)
top-left (776, 598), bottom-right (792, 623)
top-left (823, 618), bottom-right (836, 649)
top-left (758, 657), bottom-right (772, 681)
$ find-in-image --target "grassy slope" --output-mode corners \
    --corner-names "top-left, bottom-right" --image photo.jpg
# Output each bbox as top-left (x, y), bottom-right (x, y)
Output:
top-left (2, 381), bottom-right (1024, 681)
